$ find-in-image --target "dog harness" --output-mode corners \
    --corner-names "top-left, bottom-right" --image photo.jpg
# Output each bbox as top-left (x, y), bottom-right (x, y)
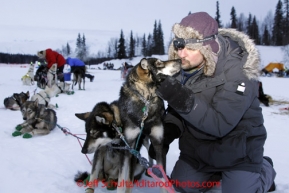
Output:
top-left (21, 74), bottom-right (35, 85)
top-left (37, 93), bottom-right (50, 107)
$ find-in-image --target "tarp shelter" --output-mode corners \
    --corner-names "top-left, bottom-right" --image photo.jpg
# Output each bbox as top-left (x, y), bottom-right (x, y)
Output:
top-left (263, 63), bottom-right (285, 73)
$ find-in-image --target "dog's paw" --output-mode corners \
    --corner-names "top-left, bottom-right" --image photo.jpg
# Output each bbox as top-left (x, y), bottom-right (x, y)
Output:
top-left (85, 188), bottom-right (94, 193)
top-left (66, 91), bottom-right (75, 95)
top-left (15, 125), bottom-right (22, 131)
top-left (106, 178), bottom-right (117, 190)
top-left (12, 131), bottom-right (22, 137)
top-left (23, 133), bottom-right (32, 139)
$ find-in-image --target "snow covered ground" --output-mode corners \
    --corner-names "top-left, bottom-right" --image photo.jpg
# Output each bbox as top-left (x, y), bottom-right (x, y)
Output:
top-left (0, 49), bottom-right (289, 193)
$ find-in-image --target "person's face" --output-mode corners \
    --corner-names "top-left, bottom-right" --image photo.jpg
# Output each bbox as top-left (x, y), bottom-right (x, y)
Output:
top-left (177, 47), bottom-right (204, 70)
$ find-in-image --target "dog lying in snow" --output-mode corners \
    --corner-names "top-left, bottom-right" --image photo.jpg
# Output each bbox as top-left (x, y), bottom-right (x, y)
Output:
top-left (30, 82), bottom-right (71, 109)
top-left (12, 98), bottom-right (57, 138)
top-left (3, 91), bottom-right (30, 110)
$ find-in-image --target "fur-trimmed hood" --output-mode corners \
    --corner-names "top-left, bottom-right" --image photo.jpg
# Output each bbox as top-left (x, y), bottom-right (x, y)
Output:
top-left (37, 50), bottom-right (46, 59)
top-left (168, 28), bottom-right (260, 80)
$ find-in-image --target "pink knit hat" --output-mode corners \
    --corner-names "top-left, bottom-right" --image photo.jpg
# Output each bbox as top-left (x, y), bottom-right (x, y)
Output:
top-left (178, 12), bottom-right (219, 53)
top-left (169, 12), bottom-right (220, 76)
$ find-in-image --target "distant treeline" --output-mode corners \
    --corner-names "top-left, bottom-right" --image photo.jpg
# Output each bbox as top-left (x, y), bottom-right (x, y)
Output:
top-left (0, 52), bottom-right (38, 64)
top-left (85, 57), bottom-right (115, 65)
top-left (0, 51), bottom-right (114, 65)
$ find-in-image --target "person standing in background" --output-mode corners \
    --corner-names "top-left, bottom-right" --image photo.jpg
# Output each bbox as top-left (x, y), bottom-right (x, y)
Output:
top-left (66, 57), bottom-right (94, 82)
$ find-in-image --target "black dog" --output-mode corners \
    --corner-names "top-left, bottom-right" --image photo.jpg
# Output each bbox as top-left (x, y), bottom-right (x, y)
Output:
top-left (258, 81), bottom-right (270, 106)
top-left (117, 58), bottom-right (181, 193)
top-left (34, 65), bottom-right (48, 89)
top-left (71, 67), bottom-right (85, 90)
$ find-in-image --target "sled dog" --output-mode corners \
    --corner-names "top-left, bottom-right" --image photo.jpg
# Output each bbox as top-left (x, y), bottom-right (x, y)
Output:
top-left (117, 58), bottom-right (181, 193)
top-left (30, 82), bottom-right (71, 108)
top-left (74, 101), bottom-right (150, 192)
top-left (34, 64), bottom-right (48, 89)
top-left (21, 63), bottom-right (35, 86)
top-left (3, 91), bottom-right (30, 110)
top-left (17, 99), bottom-right (57, 136)
top-left (47, 63), bottom-right (58, 88)
top-left (72, 67), bottom-right (85, 90)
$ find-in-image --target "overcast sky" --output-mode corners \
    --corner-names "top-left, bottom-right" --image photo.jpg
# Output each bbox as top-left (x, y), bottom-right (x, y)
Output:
top-left (0, 0), bottom-right (279, 54)
top-left (1, 0), bottom-right (278, 33)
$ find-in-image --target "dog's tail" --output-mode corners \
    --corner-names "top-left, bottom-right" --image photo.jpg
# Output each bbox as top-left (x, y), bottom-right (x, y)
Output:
top-left (74, 171), bottom-right (90, 182)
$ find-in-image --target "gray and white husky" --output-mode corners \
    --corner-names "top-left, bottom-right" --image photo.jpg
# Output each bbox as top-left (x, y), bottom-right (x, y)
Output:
top-left (16, 99), bottom-right (57, 136)
top-left (31, 82), bottom-right (71, 108)
top-left (47, 63), bottom-right (58, 88)
top-left (3, 91), bottom-right (30, 110)
top-left (21, 63), bottom-right (35, 86)
top-left (74, 101), bottom-right (149, 192)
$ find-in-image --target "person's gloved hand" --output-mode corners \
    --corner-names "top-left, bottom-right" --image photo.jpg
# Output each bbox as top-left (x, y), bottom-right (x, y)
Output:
top-left (156, 76), bottom-right (194, 113)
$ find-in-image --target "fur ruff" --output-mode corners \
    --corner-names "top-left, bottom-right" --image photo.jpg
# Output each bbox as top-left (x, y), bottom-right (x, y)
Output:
top-left (168, 26), bottom-right (260, 80)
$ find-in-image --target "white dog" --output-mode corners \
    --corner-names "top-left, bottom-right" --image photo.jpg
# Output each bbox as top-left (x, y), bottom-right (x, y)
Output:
top-left (31, 82), bottom-right (71, 109)
top-left (21, 63), bottom-right (35, 86)
top-left (47, 63), bottom-right (58, 88)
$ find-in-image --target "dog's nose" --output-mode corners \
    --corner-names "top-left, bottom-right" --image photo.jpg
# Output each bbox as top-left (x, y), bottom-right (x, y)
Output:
top-left (81, 148), bottom-right (88, 154)
top-left (23, 117), bottom-right (27, 120)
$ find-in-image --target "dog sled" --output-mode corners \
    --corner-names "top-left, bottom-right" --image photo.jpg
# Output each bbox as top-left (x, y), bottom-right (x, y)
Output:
top-left (120, 62), bottom-right (133, 79)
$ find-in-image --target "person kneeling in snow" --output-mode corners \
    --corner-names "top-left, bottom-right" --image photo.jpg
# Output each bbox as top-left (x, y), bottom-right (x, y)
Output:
top-left (149, 12), bottom-right (277, 193)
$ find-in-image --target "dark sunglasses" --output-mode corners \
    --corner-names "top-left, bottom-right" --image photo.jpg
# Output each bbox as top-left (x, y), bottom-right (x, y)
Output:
top-left (173, 35), bottom-right (217, 50)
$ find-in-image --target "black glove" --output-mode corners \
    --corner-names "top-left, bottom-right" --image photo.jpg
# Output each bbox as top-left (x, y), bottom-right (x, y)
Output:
top-left (156, 76), bottom-right (195, 113)
top-left (155, 73), bottom-right (169, 83)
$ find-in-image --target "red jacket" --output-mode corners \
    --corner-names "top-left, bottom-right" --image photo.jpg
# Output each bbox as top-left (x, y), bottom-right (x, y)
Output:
top-left (45, 49), bottom-right (66, 69)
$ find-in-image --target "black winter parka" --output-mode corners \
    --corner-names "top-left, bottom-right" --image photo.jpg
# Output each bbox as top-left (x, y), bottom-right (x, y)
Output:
top-left (166, 30), bottom-right (266, 173)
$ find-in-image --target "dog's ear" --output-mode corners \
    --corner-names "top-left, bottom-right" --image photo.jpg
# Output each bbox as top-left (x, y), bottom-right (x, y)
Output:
top-left (26, 91), bottom-right (30, 98)
top-left (75, 112), bottom-right (90, 121)
top-left (101, 112), bottom-right (114, 124)
top-left (140, 58), bottom-right (148, 69)
top-left (95, 115), bottom-right (109, 125)
top-left (110, 103), bottom-right (122, 126)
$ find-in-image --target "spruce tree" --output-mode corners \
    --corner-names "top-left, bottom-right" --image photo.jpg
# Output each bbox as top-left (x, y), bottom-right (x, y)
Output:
top-left (128, 31), bottom-right (135, 59)
top-left (82, 34), bottom-right (88, 60)
top-left (251, 16), bottom-right (260, 44)
top-left (272, 0), bottom-right (284, 45)
top-left (117, 30), bottom-right (127, 59)
top-left (157, 21), bottom-right (165, 55)
top-left (76, 33), bottom-right (81, 52)
top-left (152, 20), bottom-right (158, 55)
top-left (147, 34), bottom-right (153, 56)
top-left (66, 43), bottom-right (71, 56)
top-left (246, 14), bottom-right (252, 36)
top-left (262, 25), bottom-right (271, 45)
top-left (215, 1), bottom-right (223, 28)
top-left (237, 13), bottom-right (246, 33)
top-left (230, 7), bottom-right (238, 29)
top-left (142, 34), bottom-right (147, 57)
top-left (283, 0), bottom-right (289, 44)
top-left (75, 33), bottom-right (88, 60)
